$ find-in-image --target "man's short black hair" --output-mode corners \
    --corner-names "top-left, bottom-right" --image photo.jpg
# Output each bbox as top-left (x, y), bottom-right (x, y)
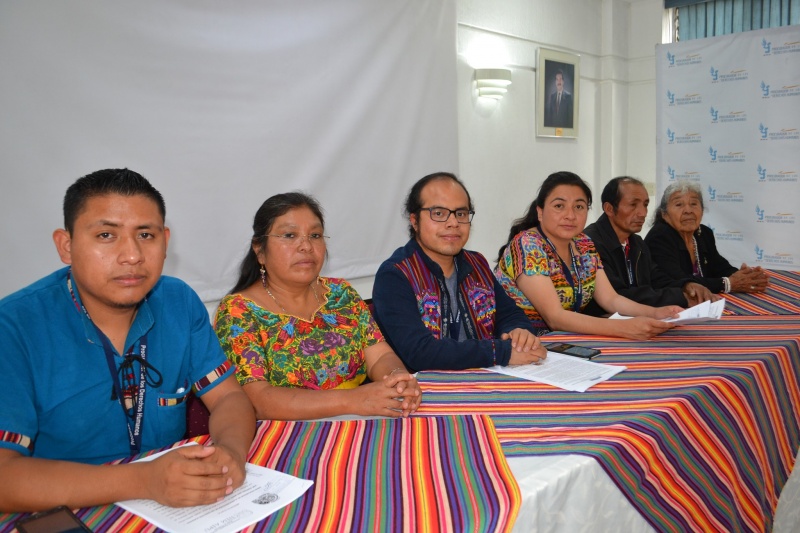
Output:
top-left (63, 169), bottom-right (165, 233)
top-left (600, 176), bottom-right (645, 211)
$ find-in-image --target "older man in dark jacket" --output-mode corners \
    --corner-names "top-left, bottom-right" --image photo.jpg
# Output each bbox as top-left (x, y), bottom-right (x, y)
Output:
top-left (583, 177), bottom-right (714, 316)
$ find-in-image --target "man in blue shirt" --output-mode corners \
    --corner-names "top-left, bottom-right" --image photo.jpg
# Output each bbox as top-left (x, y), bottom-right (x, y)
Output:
top-left (0, 169), bottom-right (255, 512)
top-left (372, 172), bottom-right (545, 372)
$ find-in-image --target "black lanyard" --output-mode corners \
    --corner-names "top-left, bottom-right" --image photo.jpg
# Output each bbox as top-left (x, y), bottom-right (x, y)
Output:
top-left (447, 299), bottom-right (462, 340)
top-left (439, 261), bottom-right (462, 340)
top-left (67, 271), bottom-right (159, 455)
top-left (623, 240), bottom-right (635, 286)
top-left (98, 332), bottom-right (150, 455)
top-left (541, 229), bottom-right (583, 312)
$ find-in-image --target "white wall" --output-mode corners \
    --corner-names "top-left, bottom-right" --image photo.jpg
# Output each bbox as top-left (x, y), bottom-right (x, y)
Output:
top-left (627, 0), bottom-right (666, 194)
top-left (455, 0), bottom-right (664, 265)
top-left (0, 1), bottom-right (459, 305)
top-left (0, 0), bottom-right (667, 304)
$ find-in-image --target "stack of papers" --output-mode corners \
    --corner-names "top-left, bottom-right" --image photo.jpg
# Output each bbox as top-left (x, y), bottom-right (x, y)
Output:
top-left (117, 444), bottom-right (313, 533)
top-left (609, 299), bottom-right (726, 325)
top-left (487, 351), bottom-right (625, 392)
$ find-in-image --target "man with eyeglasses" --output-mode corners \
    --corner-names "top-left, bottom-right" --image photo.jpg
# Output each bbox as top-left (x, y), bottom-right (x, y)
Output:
top-left (582, 176), bottom-right (716, 316)
top-left (372, 172), bottom-right (545, 372)
top-left (0, 169), bottom-right (255, 512)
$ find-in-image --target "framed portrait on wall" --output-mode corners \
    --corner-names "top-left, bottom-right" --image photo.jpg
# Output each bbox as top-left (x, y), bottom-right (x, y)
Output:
top-left (537, 48), bottom-right (580, 138)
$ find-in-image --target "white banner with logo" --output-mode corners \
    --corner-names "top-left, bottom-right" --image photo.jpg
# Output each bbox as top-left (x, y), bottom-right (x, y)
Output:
top-left (656, 26), bottom-right (800, 270)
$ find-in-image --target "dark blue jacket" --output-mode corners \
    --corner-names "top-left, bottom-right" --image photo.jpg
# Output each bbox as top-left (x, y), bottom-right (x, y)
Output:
top-left (372, 239), bottom-right (534, 372)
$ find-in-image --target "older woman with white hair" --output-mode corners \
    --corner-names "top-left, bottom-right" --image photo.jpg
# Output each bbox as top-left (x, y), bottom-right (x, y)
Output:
top-left (644, 181), bottom-right (768, 294)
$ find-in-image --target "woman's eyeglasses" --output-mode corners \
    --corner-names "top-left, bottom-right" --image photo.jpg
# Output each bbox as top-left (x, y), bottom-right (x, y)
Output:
top-left (266, 233), bottom-right (329, 245)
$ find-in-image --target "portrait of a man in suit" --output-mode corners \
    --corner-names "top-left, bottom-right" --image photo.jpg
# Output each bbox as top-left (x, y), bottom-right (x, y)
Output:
top-left (544, 63), bottom-right (574, 129)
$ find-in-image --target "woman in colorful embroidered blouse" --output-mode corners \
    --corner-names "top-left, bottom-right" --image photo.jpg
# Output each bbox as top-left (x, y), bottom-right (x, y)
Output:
top-left (495, 171), bottom-right (682, 340)
top-left (215, 192), bottom-right (420, 420)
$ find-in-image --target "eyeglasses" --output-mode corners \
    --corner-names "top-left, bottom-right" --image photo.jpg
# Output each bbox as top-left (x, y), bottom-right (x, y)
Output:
top-left (419, 207), bottom-right (475, 224)
top-left (266, 233), bottom-right (329, 245)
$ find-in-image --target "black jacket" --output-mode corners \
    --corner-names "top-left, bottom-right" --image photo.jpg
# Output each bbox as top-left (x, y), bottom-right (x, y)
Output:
top-left (644, 220), bottom-right (737, 294)
top-left (583, 214), bottom-right (689, 316)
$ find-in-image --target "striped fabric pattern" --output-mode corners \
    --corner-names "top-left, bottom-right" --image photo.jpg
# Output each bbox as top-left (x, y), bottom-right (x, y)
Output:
top-left (193, 360), bottom-right (232, 392)
top-left (724, 270), bottom-right (800, 316)
top-left (416, 316), bottom-right (800, 532)
top-left (0, 430), bottom-right (32, 452)
top-left (251, 416), bottom-right (519, 533)
top-left (0, 415), bottom-right (520, 533)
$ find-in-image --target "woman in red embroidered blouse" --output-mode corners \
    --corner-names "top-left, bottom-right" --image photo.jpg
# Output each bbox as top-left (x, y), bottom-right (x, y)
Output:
top-left (215, 192), bottom-right (420, 420)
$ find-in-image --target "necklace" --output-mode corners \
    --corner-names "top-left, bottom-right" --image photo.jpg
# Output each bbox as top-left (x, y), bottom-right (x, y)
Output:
top-left (264, 280), bottom-right (321, 320)
top-left (691, 235), bottom-right (704, 277)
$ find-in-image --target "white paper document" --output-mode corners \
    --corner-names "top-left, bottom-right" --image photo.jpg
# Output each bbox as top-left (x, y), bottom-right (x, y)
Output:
top-left (487, 351), bottom-right (626, 392)
top-left (609, 298), bottom-right (726, 325)
top-left (117, 444), bottom-right (313, 533)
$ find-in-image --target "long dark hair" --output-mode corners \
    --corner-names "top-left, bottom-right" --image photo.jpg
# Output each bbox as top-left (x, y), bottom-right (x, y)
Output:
top-left (230, 192), bottom-right (325, 294)
top-left (497, 171), bottom-right (592, 261)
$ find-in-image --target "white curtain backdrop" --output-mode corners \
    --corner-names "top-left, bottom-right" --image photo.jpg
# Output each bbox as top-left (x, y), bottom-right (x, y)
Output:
top-left (656, 25), bottom-right (800, 270)
top-left (0, 1), bottom-right (458, 302)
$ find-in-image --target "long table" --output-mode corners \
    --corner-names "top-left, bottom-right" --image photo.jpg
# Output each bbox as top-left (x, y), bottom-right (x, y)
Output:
top-left (3, 272), bottom-right (799, 532)
top-left (505, 441), bottom-right (800, 532)
top-left (723, 270), bottom-right (800, 315)
top-left (417, 315), bottom-right (800, 531)
top-left (0, 415), bottom-right (520, 533)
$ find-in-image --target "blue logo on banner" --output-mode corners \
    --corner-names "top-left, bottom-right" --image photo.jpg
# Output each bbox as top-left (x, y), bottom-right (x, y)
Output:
top-left (667, 51), bottom-right (675, 66)
top-left (758, 126), bottom-right (800, 141)
top-left (756, 205), bottom-right (765, 221)
top-left (762, 38), bottom-right (771, 54)
top-left (667, 90), bottom-right (675, 104)
top-left (708, 186), bottom-right (716, 200)
top-left (761, 82), bottom-right (800, 98)
top-left (667, 129), bottom-right (675, 143)
top-left (710, 67), bottom-right (719, 81)
top-left (709, 146), bottom-right (717, 161)
top-left (755, 245), bottom-right (764, 260)
top-left (755, 165), bottom-right (799, 182)
top-left (710, 106), bottom-right (718, 122)
top-left (667, 166), bottom-right (676, 181)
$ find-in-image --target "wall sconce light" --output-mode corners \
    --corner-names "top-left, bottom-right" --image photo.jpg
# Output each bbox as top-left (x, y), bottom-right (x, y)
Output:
top-left (474, 68), bottom-right (512, 100)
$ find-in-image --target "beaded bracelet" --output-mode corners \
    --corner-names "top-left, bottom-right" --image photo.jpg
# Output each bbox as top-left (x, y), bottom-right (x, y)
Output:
top-left (722, 277), bottom-right (731, 293)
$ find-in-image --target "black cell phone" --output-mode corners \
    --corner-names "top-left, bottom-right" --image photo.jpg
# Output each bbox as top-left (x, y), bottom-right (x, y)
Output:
top-left (546, 342), bottom-right (601, 360)
top-left (15, 506), bottom-right (92, 533)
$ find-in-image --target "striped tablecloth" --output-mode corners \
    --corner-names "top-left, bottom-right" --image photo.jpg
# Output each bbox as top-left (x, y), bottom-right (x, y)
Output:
top-left (724, 270), bottom-right (800, 315)
top-left (417, 315), bottom-right (800, 532)
top-left (0, 415), bottom-right (520, 533)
